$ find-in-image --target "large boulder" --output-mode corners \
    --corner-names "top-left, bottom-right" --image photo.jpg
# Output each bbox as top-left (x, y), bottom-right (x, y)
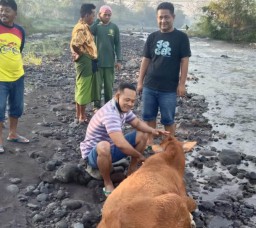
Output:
top-left (54, 163), bottom-right (91, 185)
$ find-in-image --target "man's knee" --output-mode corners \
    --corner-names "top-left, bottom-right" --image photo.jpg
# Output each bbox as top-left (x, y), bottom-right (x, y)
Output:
top-left (97, 141), bottom-right (111, 157)
top-left (136, 131), bottom-right (148, 144)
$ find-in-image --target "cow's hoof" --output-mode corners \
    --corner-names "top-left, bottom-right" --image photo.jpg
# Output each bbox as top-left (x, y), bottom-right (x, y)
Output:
top-left (190, 213), bottom-right (196, 228)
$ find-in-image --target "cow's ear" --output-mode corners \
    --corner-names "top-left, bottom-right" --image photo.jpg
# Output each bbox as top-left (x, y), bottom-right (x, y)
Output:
top-left (152, 144), bottom-right (164, 153)
top-left (182, 141), bottom-right (197, 153)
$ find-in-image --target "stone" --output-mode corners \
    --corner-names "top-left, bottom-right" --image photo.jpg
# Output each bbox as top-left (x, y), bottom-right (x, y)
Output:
top-left (73, 223), bottom-right (84, 228)
top-left (61, 199), bottom-right (83, 210)
top-left (9, 178), bottom-right (22, 184)
top-left (6, 184), bottom-right (19, 194)
top-left (219, 149), bottom-right (241, 165)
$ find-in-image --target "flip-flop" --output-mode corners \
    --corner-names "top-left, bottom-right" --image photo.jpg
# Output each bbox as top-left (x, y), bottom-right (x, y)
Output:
top-left (7, 135), bottom-right (30, 144)
top-left (93, 108), bottom-right (99, 114)
top-left (79, 118), bottom-right (89, 125)
top-left (103, 187), bottom-right (112, 197)
top-left (0, 145), bottom-right (4, 153)
top-left (145, 145), bottom-right (152, 151)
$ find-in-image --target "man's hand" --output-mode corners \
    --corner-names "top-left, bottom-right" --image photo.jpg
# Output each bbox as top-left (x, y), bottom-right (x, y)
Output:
top-left (115, 62), bottom-right (122, 71)
top-left (138, 153), bottom-right (146, 162)
top-left (151, 129), bottom-right (170, 137)
top-left (136, 82), bottom-right (143, 95)
top-left (71, 52), bottom-right (80, 62)
top-left (177, 84), bottom-right (186, 97)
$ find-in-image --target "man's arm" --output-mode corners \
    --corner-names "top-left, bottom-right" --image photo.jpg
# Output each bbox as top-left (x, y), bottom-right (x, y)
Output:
top-left (177, 57), bottom-right (189, 97)
top-left (70, 30), bottom-right (83, 61)
top-left (137, 57), bottom-right (150, 94)
top-left (19, 25), bottom-right (26, 52)
top-left (114, 25), bottom-right (122, 70)
top-left (71, 45), bottom-right (81, 62)
top-left (130, 117), bottom-right (170, 136)
top-left (71, 29), bottom-right (86, 61)
top-left (109, 131), bottom-right (143, 159)
top-left (71, 28), bottom-right (84, 54)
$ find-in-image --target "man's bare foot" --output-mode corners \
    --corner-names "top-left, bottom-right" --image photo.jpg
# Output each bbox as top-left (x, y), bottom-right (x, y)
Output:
top-left (79, 118), bottom-right (89, 124)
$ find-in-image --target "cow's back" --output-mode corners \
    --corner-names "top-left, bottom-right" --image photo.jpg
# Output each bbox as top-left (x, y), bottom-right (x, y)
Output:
top-left (99, 193), bottom-right (195, 228)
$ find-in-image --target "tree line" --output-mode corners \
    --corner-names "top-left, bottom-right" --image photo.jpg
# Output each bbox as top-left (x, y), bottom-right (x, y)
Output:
top-left (194, 0), bottom-right (256, 42)
top-left (15, 0), bottom-right (186, 34)
top-left (14, 0), bottom-right (256, 42)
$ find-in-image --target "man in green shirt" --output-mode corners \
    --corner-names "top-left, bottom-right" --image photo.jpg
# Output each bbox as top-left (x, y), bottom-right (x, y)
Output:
top-left (90, 5), bottom-right (122, 111)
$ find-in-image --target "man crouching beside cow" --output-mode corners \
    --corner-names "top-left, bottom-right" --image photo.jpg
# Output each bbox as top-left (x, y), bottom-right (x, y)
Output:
top-left (80, 82), bottom-right (170, 196)
top-left (80, 82), bottom-right (197, 227)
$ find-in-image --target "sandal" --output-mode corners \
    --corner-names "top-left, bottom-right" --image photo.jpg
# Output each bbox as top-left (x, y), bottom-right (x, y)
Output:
top-left (92, 108), bottom-right (99, 114)
top-left (103, 187), bottom-right (112, 197)
top-left (79, 118), bottom-right (89, 124)
top-left (145, 145), bottom-right (152, 150)
top-left (145, 145), bottom-right (153, 153)
top-left (7, 135), bottom-right (29, 144)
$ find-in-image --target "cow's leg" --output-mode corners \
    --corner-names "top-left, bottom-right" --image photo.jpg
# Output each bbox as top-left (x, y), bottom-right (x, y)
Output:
top-left (150, 193), bottom-right (194, 228)
top-left (190, 213), bottom-right (196, 228)
top-left (182, 196), bottom-right (197, 212)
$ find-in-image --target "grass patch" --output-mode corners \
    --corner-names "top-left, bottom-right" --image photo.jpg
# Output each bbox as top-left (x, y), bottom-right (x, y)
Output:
top-left (31, 19), bottom-right (74, 34)
top-left (23, 52), bottom-right (42, 66)
top-left (23, 36), bottom-right (70, 66)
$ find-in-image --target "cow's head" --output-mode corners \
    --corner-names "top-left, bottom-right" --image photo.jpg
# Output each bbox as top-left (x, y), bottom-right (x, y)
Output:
top-left (154, 136), bottom-right (196, 176)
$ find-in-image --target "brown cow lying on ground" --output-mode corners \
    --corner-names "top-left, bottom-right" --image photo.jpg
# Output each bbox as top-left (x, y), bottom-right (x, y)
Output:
top-left (97, 136), bottom-right (197, 228)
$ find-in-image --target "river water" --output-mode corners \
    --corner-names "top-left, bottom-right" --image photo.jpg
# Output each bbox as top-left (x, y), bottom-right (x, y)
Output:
top-left (187, 38), bottom-right (256, 226)
top-left (188, 37), bottom-right (256, 157)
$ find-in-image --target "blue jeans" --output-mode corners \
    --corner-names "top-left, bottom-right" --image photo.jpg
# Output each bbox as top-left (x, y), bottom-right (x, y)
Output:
top-left (142, 87), bottom-right (177, 126)
top-left (87, 131), bottom-right (137, 169)
top-left (0, 76), bottom-right (24, 122)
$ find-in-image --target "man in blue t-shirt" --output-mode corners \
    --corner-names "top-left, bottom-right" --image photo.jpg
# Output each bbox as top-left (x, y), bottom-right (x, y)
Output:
top-left (137, 2), bottom-right (191, 146)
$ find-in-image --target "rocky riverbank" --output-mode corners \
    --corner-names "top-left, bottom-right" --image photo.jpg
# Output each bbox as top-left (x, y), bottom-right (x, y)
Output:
top-left (0, 34), bottom-right (255, 228)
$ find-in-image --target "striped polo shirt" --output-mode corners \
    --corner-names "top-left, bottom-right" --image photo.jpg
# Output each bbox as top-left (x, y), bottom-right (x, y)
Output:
top-left (80, 99), bottom-right (136, 159)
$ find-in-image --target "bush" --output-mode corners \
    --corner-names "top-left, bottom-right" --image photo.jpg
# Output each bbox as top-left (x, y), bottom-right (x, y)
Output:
top-left (192, 0), bottom-right (256, 42)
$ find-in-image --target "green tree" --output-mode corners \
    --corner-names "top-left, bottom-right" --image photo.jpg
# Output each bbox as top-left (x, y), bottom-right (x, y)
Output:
top-left (195, 0), bottom-right (256, 42)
